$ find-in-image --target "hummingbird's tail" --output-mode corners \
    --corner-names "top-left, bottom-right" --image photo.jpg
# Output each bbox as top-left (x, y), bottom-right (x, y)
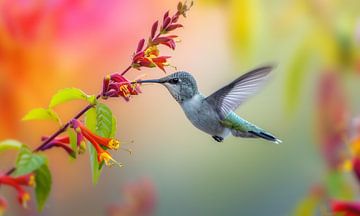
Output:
top-left (231, 129), bottom-right (282, 144)
top-left (248, 130), bottom-right (282, 144)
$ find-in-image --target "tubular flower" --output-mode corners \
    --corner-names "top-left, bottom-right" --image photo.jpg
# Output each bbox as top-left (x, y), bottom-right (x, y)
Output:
top-left (102, 74), bottom-right (142, 101)
top-left (39, 136), bottom-right (76, 157)
top-left (132, 45), bottom-right (171, 73)
top-left (71, 119), bottom-right (120, 150)
top-left (331, 200), bottom-right (360, 216)
top-left (86, 133), bottom-right (123, 167)
top-left (18, 191), bottom-right (30, 208)
top-left (70, 119), bottom-right (123, 167)
top-left (0, 196), bottom-right (7, 216)
top-left (13, 173), bottom-right (36, 187)
top-left (0, 174), bottom-right (32, 208)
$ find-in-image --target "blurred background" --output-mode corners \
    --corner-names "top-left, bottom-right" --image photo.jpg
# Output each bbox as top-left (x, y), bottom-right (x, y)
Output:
top-left (1, 0), bottom-right (360, 215)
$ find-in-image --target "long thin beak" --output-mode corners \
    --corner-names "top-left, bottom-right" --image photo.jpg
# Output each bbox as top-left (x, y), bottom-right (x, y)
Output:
top-left (136, 79), bottom-right (164, 84)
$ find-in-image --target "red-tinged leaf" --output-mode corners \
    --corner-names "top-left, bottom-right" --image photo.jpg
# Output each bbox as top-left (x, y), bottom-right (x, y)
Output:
top-left (136, 39), bottom-right (145, 52)
top-left (163, 17), bottom-right (171, 29)
top-left (163, 10), bottom-right (169, 22)
top-left (152, 37), bottom-right (171, 44)
top-left (110, 73), bottom-right (128, 82)
top-left (166, 24), bottom-right (183, 32)
top-left (151, 21), bottom-right (158, 39)
top-left (161, 40), bottom-right (176, 50)
top-left (172, 13), bottom-right (180, 23)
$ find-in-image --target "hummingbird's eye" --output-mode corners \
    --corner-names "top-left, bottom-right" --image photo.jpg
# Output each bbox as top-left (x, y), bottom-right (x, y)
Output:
top-left (168, 78), bottom-right (179, 84)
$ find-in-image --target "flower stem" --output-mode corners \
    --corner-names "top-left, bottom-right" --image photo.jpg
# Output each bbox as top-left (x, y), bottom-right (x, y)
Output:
top-left (5, 94), bottom-right (101, 176)
top-left (120, 65), bottom-right (132, 76)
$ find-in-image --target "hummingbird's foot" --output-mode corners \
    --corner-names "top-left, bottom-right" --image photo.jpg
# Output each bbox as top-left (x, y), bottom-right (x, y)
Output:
top-left (212, 136), bottom-right (224, 142)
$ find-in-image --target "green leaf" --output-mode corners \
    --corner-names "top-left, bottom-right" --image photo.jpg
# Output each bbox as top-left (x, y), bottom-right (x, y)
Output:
top-left (95, 103), bottom-right (113, 138)
top-left (84, 103), bottom-right (116, 184)
top-left (49, 88), bottom-right (95, 108)
top-left (14, 146), bottom-right (46, 176)
top-left (35, 164), bottom-right (52, 211)
top-left (85, 108), bottom-right (102, 185)
top-left (87, 143), bottom-right (102, 184)
top-left (110, 116), bottom-right (117, 138)
top-left (67, 129), bottom-right (77, 158)
top-left (0, 139), bottom-right (22, 153)
top-left (22, 108), bottom-right (60, 123)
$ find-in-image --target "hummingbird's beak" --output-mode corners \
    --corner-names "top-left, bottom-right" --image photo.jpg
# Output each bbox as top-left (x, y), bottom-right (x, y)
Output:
top-left (136, 79), bottom-right (164, 84)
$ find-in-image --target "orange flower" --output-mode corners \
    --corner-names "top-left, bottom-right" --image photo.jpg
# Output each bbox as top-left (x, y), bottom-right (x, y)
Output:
top-left (13, 173), bottom-right (36, 187)
top-left (86, 134), bottom-right (122, 167)
top-left (70, 119), bottom-right (123, 167)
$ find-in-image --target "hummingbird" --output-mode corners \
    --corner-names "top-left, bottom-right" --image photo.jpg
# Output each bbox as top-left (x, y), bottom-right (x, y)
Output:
top-left (138, 65), bottom-right (281, 144)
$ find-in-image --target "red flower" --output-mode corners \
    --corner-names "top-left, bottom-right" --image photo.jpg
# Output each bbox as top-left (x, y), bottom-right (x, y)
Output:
top-left (70, 119), bottom-right (123, 167)
top-left (132, 45), bottom-right (171, 72)
top-left (331, 200), bottom-right (360, 216)
top-left (13, 173), bottom-right (36, 187)
top-left (102, 74), bottom-right (142, 101)
top-left (0, 174), bottom-right (33, 208)
top-left (39, 136), bottom-right (76, 157)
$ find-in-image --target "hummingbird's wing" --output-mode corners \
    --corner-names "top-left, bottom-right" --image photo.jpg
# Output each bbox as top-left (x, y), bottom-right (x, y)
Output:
top-left (206, 65), bottom-right (274, 119)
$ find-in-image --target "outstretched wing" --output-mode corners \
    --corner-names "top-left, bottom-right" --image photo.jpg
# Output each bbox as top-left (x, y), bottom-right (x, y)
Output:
top-left (206, 65), bottom-right (274, 119)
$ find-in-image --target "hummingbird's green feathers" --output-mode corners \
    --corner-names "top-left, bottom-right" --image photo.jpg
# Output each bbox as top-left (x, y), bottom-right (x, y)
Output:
top-left (220, 112), bottom-right (253, 131)
top-left (220, 112), bottom-right (282, 144)
top-left (206, 65), bottom-right (274, 119)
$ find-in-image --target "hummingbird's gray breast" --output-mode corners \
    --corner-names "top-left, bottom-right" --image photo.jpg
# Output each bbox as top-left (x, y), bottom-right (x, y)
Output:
top-left (180, 94), bottom-right (230, 138)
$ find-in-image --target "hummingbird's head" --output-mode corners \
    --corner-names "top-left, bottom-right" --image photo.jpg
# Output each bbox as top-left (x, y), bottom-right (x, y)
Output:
top-left (139, 71), bottom-right (198, 103)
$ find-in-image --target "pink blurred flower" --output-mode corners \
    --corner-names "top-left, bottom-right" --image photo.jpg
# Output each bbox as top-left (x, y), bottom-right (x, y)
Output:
top-left (316, 72), bottom-right (349, 169)
top-left (352, 158), bottom-right (360, 184)
top-left (331, 200), bottom-right (360, 216)
top-left (107, 178), bottom-right (157, 216)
